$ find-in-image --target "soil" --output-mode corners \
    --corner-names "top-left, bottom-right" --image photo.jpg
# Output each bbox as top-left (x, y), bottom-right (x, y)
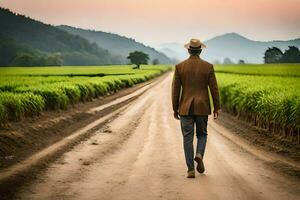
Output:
top-left (215, 112), bottom-right (300, 163)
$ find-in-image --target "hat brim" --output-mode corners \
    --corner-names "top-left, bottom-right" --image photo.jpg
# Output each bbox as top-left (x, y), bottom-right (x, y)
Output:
top-left (184, 43), bottom-right (207, 49)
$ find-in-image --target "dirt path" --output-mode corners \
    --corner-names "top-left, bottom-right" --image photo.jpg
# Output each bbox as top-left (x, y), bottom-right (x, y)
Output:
top-left (11, 73), bottom-right (300, 200)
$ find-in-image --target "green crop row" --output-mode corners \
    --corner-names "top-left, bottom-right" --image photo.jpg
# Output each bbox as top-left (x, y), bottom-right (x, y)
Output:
top-left (0, 92), bottom-right (45, 122)
top-left (0, 65), bottom-right (169, 76)
top-left (217, 73), bottom-right (300, 141)
top-left (0, 65), bottom-right (171, 126)
top-left (215, 64), bottom-right (300, 77)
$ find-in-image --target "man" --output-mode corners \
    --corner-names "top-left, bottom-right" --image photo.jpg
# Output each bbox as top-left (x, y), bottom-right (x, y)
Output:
top-left (172, 38), bottom-right (221, 178)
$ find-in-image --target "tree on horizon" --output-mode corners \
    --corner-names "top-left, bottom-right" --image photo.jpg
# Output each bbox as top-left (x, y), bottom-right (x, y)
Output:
top-left (264, 46), bottom-right (300, 63)
top-left (280, 46), bottom-right (300, 63)
top-left (127, 51), bottom-right (149, 69)
top-left (223, 57), bottom-right (234, 65)
top-left (152, 58), bottom-right (160, 65)
top-left (264, 47), bottom-right (283, 63)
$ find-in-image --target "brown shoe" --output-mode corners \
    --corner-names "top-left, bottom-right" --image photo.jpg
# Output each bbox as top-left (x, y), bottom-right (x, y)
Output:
top-left (194, 153), bottom-right (205, 173)
top-left (187, 170), bottom-right (195, 178)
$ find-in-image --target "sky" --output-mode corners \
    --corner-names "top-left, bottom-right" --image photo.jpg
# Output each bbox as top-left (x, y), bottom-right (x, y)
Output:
top-left (0, 0), bottom-right (300, 46)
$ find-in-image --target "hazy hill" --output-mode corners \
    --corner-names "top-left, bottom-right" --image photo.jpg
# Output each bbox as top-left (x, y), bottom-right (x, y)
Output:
top-left (157, 33), bottom-right (300, 63)
top-left (155, 42), bottom-right (188, 62)
top-left (58, 25), bottom-right (172, 64)
top-left (0, 8), bottom-right (122, 65)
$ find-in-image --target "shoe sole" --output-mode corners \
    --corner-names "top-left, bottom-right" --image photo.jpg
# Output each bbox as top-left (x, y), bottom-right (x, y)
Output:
top-left (186, 174), bottom-right (195, 178)
top-left (187, 176), bottom-right (195, 178)
top-left (194, 157), bottom-right (205, 173)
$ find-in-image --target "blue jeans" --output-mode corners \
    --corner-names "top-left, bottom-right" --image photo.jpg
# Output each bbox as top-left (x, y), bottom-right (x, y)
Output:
top-left (180, 115), bottom-right (208, 171)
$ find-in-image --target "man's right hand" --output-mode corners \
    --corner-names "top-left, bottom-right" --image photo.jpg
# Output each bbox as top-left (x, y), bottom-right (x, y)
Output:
top-left (213, 110), bottom-right (220, 119)
top-left (173, 111), bottom-right (180, 120)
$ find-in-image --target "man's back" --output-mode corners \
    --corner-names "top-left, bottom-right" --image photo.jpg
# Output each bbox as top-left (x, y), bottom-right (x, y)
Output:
top-left (172, 55), bottom-right (220, 116)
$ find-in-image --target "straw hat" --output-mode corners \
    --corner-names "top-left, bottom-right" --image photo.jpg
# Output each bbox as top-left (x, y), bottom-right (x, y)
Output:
top-left (184, 38), bottom-right (206, 50)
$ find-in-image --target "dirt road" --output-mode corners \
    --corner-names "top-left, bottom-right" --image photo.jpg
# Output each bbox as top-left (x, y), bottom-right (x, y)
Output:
top-left (11, 73), bottom-right (300, 200)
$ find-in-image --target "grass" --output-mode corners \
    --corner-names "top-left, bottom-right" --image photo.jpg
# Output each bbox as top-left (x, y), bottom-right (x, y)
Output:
top-left (215, 64), bottom-right (300, 77)
top-left (0, 65), bottom-right (171, 126)
top-left (0, 92), bottom-right (45, 121)
top-left (215, 64), bottom-right (300, 142)
top-left (0, 65), bottom-right (166, 76)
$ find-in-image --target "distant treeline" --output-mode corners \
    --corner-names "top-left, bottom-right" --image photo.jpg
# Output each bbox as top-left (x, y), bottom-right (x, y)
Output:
top-left (264, 46), bottom-right (300, 64)
top-left (0, 38), bottom-right (62, 66)
top-left (212, 46), bottom-right (300, 65)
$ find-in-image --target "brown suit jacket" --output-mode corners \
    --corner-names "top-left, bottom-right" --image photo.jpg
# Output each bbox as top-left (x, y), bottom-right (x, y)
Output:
top-left (172, 55), bottom-right (220, 115)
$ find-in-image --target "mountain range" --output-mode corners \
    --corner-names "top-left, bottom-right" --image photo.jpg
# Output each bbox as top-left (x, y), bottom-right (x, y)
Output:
top-left (0, 8), bottom-right (123, 66)
top-left (58, 25), bottom-right (172, 64)
top-left (156, 33), bottom-right (300, 63)
top-left (0, 7), bottom-right (171, 66)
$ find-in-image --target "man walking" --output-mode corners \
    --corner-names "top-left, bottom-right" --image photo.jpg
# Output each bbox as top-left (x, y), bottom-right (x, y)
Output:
top-left (172, 39), bottom-right (220, 178)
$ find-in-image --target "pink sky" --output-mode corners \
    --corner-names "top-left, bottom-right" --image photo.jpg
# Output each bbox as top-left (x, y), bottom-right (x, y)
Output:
top-left (0, 0), bottom-right (300, 45)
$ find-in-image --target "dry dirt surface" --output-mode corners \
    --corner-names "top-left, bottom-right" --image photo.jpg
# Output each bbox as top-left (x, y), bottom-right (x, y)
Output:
top-left (7, 74), bottom-right (300, 200)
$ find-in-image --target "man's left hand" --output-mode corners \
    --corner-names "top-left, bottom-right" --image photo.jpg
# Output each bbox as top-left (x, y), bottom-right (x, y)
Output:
top-left (173, 111), bottom-right (180, 120)
top-left (213, 109), bottom-right (220, 119)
